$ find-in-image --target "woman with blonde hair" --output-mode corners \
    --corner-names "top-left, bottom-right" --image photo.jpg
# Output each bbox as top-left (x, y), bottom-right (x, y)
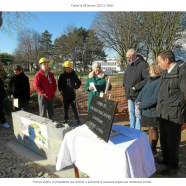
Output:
top-left (136, 61), bottom-right (162, 155)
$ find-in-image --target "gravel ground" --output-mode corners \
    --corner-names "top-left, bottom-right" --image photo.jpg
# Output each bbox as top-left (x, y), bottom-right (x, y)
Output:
top-left (0, 106), bottom-right (186, 178)
top-left (0, 147), bottom-right (60, 178)
top-left (0, 119), bottom-right (60, 178)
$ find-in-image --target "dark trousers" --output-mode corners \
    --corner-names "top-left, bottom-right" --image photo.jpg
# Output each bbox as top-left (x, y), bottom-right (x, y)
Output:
top-left (0, 99), bottom-right (6, 125)
top-left (63, 98), bottom-right (79, 121)
top-left (159, 118), bottom-right (182, 169)
top-left (13, 99), bottom-right (29, 112)
top-left (38, 95), bottom-right (54, 120)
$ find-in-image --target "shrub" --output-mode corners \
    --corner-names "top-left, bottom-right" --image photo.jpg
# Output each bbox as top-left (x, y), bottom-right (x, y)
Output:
top-left (3, 65), bottom-right (14, 115)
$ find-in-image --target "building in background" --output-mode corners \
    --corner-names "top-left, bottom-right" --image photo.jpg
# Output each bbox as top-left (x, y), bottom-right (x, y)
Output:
top-left (92, 57), bottom-right (121, 72)
top-left (58, 57), bottom-right (121, 72)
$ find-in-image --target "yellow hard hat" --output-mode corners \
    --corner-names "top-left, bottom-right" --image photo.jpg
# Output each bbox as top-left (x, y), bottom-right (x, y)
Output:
top-left (63, 61), bottom-right (73, 68)
top-left (39, 57), bottom-right (50, 64)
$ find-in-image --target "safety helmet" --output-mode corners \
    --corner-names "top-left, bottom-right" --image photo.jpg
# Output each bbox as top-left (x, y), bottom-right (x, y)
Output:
top-left (39, 57), bottom-right (50, 64)
top-left (63, 61), bottom-right (73, 68)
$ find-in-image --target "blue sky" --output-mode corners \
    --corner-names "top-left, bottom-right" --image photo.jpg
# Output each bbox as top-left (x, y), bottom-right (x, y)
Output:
top-left (0, 12), bottom-right (117, 57)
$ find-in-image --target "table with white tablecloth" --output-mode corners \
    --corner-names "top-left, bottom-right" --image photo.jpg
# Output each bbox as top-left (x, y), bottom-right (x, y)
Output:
top-left (56, 124), bottom-right (156, 178)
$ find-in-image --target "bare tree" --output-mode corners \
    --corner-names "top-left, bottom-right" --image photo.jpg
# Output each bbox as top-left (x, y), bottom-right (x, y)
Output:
top-left (138, 12), bottom-right (186, 61)
top-left (0, 11), bottom-right (35, 74)
top-left (92, 12), bottom-right (186, 65)
top-left (0, 12), bottom-right (35, 37)
top-left (14, 28), bottom-right (41, 70)
top-left (91, 12), bottom-right (145, 68)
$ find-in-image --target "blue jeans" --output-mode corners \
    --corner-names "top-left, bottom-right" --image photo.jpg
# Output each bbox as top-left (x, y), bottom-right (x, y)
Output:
top-left (128, 100), bottom-right (141, 130)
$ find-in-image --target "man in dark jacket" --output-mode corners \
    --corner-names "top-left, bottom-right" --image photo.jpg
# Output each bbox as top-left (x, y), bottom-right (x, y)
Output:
top-left (123, 49), bottom-right (149, 130)
top-left (58, 61), bottom-right (81, 126)
top-left (8, 65), bottom-right (30, 112)
top-left (0, 77), bottom-right (10, 128)
top-left (155, 50), bottom-right (186, 176)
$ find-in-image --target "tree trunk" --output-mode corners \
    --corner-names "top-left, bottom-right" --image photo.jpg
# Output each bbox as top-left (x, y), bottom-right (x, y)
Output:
top-left (0, 12), bottom-right (4, 77)
top-left (0, 12), bottom-right (2, 27)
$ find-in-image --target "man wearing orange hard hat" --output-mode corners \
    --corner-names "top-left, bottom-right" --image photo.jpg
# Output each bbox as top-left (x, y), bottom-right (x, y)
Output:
top-left (34, 57), bottom-right (57, 120)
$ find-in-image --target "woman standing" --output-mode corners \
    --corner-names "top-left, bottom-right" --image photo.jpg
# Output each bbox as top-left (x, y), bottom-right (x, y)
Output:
top-left (136, 61), bottom-right (162, 155)
top-left (85, 62), bottom-right (112, 111)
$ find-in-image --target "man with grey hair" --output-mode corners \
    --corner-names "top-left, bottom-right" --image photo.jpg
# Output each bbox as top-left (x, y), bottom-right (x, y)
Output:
top-left (123, 49), bottom-right (149, 130)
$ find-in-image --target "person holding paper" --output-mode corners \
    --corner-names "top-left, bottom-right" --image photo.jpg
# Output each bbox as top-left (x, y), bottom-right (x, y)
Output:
top-left (85, 62), bottom-right (112, 111)
top-left (0, 77), bottom-right (10, 128)
top-left (34, 58), bottom-right (57, 120)
top-left (58, 61), bottom-right (81, 126)
top-left (8, 65), bottom-right (30, 112)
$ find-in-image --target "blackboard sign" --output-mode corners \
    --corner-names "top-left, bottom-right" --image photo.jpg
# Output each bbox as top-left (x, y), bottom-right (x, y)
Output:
top-left (85, 95), bottom-right (118, 142)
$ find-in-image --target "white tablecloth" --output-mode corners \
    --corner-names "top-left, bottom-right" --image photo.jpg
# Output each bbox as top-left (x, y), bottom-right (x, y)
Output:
top-left (56, 124), bottom-right (156, 178)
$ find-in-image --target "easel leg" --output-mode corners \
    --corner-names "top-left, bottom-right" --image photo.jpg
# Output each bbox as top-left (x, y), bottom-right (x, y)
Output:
top-left (73, 163), bottom-right (79, 178)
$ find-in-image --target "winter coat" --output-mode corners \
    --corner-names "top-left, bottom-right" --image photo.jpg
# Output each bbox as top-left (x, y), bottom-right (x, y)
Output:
top-left (34, 68), bottom-right (57, 100)
top-left (0, 77), bottom-right (6, 100)
top-left (156, 61), bottom-right (186, 124)
top-left (123, 55), bottom-right (149, 100)
top-left (8, 71), bottom-right (30, 100)
top-left (136, 76), bottom-right (160, 118)
top-left (58, 69), bottom-right (81, 100)
top-left (85, 71), bottom-right (112, 111)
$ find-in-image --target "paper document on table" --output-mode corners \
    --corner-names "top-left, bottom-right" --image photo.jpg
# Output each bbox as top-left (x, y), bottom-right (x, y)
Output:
top-left (13, 98), bottom-right (19, 108)
top-left (89, 82), bottom-right (97, 92)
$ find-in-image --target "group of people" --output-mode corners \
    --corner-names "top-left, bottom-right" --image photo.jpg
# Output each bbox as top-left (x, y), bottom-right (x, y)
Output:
top-left (0, 49), bottom-right (185, 177)
top-left (0, 58), bottom-right (83, 129)
top-left (124, 49), bottom-right (186, 176)
top-left (0, 55), bottom-right (112, 127)
top-left (0, 57), bottom-right (111, 129)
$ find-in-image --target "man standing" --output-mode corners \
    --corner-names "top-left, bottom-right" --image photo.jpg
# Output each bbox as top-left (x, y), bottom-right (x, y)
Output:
top-left (58, 61), bottom-right (81, 126)
top-left (8, 65), bottom-right (30, 112)
top-left (0, 77), bottom-right (10, 128)
top-left (34, 57), bottom-right (57, 120)
top-left (156, 50), bottom-right (186, 176)
top-left (123, 49), bottom-right (149, 130)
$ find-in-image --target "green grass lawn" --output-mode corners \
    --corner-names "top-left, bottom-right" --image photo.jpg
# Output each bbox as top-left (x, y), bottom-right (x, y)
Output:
top-left (109, 73), bottom-right (124, 85)
top-left (26, 71), bottom-right (124, 85)
top-left (81, 73), bottom-right (123, 85)
top-left (77, 73), bottom-right (123, 85)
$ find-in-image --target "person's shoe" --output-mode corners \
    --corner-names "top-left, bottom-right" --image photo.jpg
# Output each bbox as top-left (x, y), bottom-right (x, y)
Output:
top-left (70, 120), bottom-right (82, 128)
top-left (2, 123), bottom-right (10, 128)
top-left (152, 150), bottom-right (158, 155)
top-left (76, 120), bottom-right (82, 126)
top-left (158, 167), bottom-right (178, 176)
top-left (154, 157), bottom-right (168, 165)
top-left (52, 121), bottom-right (64, 128)
top-left (62, 120), bottom-right (68, 124)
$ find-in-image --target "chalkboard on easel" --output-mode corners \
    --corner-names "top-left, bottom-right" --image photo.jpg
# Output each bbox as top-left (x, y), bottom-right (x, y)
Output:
top-left (85, 95), bottom-right (118, 143)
